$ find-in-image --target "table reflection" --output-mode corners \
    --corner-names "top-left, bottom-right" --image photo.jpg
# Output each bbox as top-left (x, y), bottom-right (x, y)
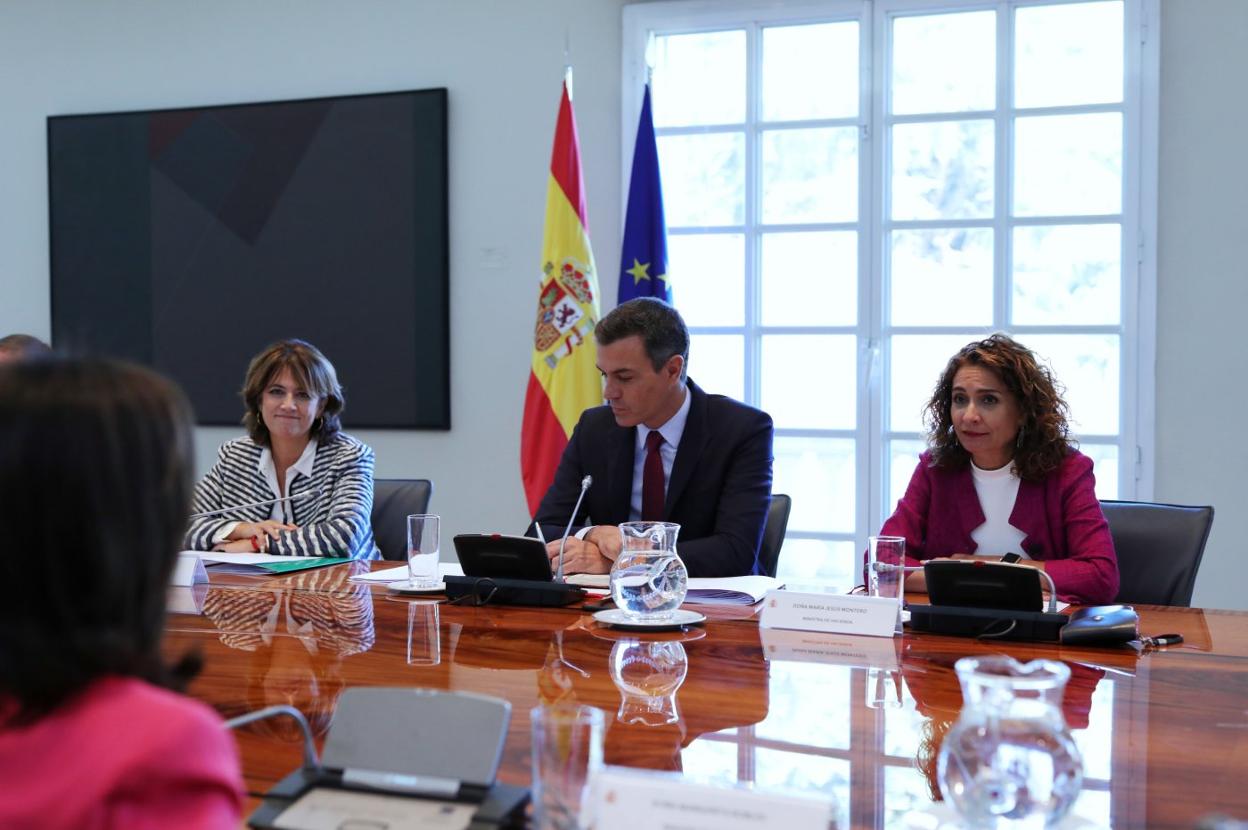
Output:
top-left (200, 567), bottom-right (375, 737)
top-left (609, 639), bottom-right (688, 726)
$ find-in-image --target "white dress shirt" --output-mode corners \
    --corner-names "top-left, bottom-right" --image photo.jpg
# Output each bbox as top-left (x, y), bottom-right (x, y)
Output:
top-left (212, 439), bottom-right (319, 543)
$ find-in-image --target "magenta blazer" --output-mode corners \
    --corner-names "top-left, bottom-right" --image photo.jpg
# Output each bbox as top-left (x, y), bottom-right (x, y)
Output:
top-left (881, 450), bottom-right (1119, 605)
top-left (0, 676), bottom-right (244, 829)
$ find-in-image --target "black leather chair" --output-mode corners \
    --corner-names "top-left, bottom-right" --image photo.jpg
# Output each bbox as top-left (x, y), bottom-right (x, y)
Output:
top-left (758, 493), bottom-right (792, 578)
top-left (1100, 499), bottom-right (1214, 607)
top-left (371, 479), bottom-right (434, 561)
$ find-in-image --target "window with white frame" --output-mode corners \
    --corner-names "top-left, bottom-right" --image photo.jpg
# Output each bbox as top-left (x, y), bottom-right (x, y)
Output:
top-left (622, 0), bottom-right (1156, 593)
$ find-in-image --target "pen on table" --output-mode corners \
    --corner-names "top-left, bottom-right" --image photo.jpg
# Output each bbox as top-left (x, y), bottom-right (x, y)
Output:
top-left (535, 523), bottom-right (547, 545)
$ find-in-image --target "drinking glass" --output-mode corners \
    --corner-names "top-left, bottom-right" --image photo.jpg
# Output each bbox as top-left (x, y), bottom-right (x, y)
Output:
top-left (531, 704), bottom-right (604, 830)
top-left (868, 535), bottom-right (906, 634)
top-left (405, 600), bottom-right (441, 665)
top-left (609, 521), bottom-right (687, 622)
top-left (405, 514), bottom-right (440, 589)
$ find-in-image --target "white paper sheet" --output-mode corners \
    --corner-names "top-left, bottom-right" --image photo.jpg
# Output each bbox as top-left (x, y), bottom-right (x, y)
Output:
top-left (349, 562), bottom-right (465, 583)
top-left (274, 788), bottom-right (475, 830)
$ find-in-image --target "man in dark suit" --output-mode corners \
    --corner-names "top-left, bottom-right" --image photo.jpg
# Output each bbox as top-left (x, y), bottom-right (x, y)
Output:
top-left (532, 298), bottom-right (773, 577)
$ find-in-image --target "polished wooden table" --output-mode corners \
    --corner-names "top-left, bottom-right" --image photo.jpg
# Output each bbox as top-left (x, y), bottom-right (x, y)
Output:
top-left (164, 562), bottom-right (1248, 829)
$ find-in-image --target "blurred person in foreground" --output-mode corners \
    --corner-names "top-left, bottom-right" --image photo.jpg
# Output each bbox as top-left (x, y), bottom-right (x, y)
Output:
top-left (878, 333), bottom-right (1118, 605)
top-left (0, 358), bottom-right (244, 828)
top-left (184, 339), bottom-right (379, 559)
top-left (0, 333), bottom-right (51, 364)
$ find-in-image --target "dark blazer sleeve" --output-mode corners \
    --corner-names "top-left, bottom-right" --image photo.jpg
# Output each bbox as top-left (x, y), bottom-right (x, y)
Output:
top-left (530, 409), bottom-right (602, 541)
top-left (674, 405), bottom-right (774, 578)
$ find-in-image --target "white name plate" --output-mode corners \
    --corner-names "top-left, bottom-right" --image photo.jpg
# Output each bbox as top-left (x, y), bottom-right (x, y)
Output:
top-left (760, 627), bottom-right (900, 670)
top-left (171, 553), bottom-right (209, 587)
top-left (591, 767), bottom-right (832, 830)
top-left (759, 590), bottom-right (898, 638)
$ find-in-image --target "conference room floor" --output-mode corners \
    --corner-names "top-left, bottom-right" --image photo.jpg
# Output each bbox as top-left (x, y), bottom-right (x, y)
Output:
top-left (165, 561), bottom-right (1248, 829)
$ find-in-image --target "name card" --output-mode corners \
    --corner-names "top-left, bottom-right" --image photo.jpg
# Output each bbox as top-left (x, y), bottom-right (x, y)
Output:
top-left (760, 626), bottom-right (901, 670)
top-left (171, 553), bottom-right (209, 587)
top-left (591, 767), bottom-right (832, 830)
top-left (759, 590), bottom-right (898, 638)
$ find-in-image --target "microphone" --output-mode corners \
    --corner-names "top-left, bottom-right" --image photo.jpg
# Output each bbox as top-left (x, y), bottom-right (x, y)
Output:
top-left (224, 705), bottom-right (320, 772)
top-left (555, 475), bottom-right (593, 583)
top-left (190, 487), bottom-right (322, 520)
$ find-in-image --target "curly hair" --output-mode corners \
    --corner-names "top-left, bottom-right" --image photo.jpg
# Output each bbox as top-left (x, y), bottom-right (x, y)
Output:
top-left (923, 333), bottom-right (1072, 481)
top-left (241, 339), bottom-right (344, 446)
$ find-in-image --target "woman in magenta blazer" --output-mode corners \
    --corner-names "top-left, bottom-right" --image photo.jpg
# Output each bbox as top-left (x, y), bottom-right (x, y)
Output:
top-left (880, 334), bottom-right (1118, 605)
top-left (0, 358), bottom-right (244, 829)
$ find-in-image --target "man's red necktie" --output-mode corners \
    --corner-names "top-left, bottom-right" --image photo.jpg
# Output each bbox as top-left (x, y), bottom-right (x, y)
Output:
top-left (641, 430), bottom-right (665, 521)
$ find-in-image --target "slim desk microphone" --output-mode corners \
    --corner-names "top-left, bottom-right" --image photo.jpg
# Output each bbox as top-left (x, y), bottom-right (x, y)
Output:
top-left (189, 487), bottom-right (322, 520)
top-left (555, 475), bottom-right (593, 583)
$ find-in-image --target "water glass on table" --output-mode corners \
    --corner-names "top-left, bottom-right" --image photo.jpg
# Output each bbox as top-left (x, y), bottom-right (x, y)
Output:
top-left (868, 535), bottom-right (906, 634)
top-left (531, 704), bottom-right (604, 830)
top-left (405, 513), bottom-right (440, 589)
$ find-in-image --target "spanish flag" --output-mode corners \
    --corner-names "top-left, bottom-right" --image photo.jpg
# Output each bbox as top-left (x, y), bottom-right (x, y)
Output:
top-left (521, 78), bottom-right (602, 517)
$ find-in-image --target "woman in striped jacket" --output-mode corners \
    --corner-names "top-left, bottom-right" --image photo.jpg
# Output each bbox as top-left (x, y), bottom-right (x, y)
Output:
top-left (184, 339), bottom-right (380, 559)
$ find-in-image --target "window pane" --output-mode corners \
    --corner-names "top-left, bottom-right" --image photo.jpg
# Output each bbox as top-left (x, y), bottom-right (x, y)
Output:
top-left (1012, 224), bottom-right (1121, 325)
top-left (891, 120), bottom-right (994, 220)
top-left (669, 233), bottom-right (744, 326)
top-left (889, 439), bottom-right (926, 516)
top-left (762, 335), bottom-right (856, 430)
top-left (761, 231), bottom-right (857, 326)
top-left (681, 739), bottom-right (739, 787)
top-left (763, 22), bottom-right (859, 121)
top-left (889, 334), bottom-right (977, 432)
top-left (1016, 1), bottom-right (1124, 108)
top-left (890, 228), bottom-right (993, 326)
top-left (1014, 113), bottom-right (1122, 217)
top-left (658, 133), bottom-right (745, 226)
top-left (1080, 443), bottom-right (1119, 500)
top-left (762, 127), bottom-right (858, 224)
top-left (758, 663), bottom-right (851, 749)
top-left (892, 10), bottom-right (996, 114)
top-left (775, 539), bottom-right (857, 592)
top-left (652, 31), bottom-right (745, 127)
top-left (689, 333), bottom-right (743, 402)
top-left (1020, 334), bottom-right (1120, 435)
top-left (754, 750), bottom-right (850, 830)
top-left (773, 437), bottom-right (855, 534)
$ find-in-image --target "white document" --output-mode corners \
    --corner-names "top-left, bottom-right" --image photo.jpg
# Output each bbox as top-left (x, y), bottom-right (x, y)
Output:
top-left (760, 626), bottom-right (901, 670)
top-left (274, 788), bottom-right (475, 830)
top-left (590, 767), bottom-right (832, 830)
top-left (170, 553), bottom-right (208, 586)
top-left (565, 574), bottom-right (783, 605)
top-left (349, 562), bottom-right (465, 583)
top-left (760, 590), bottom-right (899, 638)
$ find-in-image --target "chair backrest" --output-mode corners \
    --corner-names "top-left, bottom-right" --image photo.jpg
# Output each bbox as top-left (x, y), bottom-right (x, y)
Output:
top-left (758, 493), bottom-right (792, 578)
top-left (1100, 499), bottom-right (1214, 607)
top-left (371, 479), bottom-right (434, 561)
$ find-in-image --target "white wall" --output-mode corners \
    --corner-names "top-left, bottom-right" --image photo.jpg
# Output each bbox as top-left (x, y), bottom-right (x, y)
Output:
top-left (0, 0), bottom-right (626, 549)
top-left (1, 0), bottom-right (1244, 608)
top-left (1155, 0), bottom-right (1248, 611)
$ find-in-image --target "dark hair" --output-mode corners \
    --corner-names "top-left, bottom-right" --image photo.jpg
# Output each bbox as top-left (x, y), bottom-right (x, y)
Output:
top-left (241, 339), bottom-right (344, 446)
top-left (0, 358), bottom-right (199, 724)
top-left (924, 333), bottom-right (1072, 481)
top-left (0, 333), bottom-right (51, 360)
top-left (594, 297), bottom-right (689, 381)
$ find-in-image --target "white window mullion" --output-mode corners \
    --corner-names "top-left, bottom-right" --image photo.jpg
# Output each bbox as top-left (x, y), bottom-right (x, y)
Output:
top-left (995, 0), bottom-right (1013, 329)
top-left (867, 0), bottom-right (889, 543)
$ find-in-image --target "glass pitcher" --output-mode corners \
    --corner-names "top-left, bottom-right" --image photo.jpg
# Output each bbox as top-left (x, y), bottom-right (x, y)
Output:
top-left (609, 638), bottom-right (688, 726)
top-left (938, 656), bottom-right (1083, 828)
top-left (609, 521), bottom-right (687, 622)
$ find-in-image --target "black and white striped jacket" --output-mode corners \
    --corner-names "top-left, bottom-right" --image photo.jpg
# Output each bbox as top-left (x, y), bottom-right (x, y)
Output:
top-left (184, 433), bottom-right (380, 559)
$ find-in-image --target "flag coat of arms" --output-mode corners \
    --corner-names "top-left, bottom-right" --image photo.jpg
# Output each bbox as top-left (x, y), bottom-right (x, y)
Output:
top-left (521, 79), bottom-right (602, 516)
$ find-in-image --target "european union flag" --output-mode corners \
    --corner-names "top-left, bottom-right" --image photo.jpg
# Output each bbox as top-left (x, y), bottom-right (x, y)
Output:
top-left (619, 84), bottom-right (671, 304)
